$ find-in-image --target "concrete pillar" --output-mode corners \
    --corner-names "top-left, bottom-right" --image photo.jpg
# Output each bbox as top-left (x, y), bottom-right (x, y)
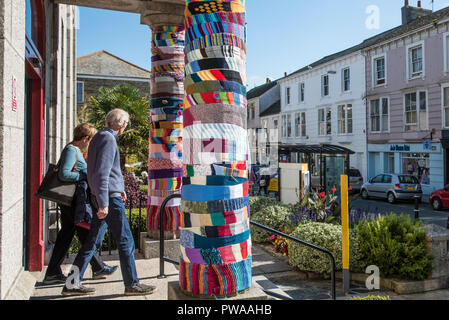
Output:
top-left (180, 0), bottom-right (251, 298)
top-left (141, 5), bottom-right (185, 238)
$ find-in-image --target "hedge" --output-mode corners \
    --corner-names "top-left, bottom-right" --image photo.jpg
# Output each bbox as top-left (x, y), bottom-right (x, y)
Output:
top-left (288, 222), bottom-right (365, 277)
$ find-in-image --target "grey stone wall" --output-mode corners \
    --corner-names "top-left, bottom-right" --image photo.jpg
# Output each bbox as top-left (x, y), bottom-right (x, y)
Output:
top-left (78, 51), bottom-right (150, 79)
top-left (77, 77), bottom-right (150, 116)
top-left (0, 0), bottom-right (77, 299)
top-left (43, 3), bottom-right (77, 262)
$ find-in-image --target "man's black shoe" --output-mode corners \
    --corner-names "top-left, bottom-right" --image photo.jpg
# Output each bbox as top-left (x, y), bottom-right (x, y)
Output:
top-left (124, 283), bottom-right (157, 296)
top-left (61, 285), bottom-right (96, 296)
top-left (42, 274), bottom-right (67, 285)
top-left (92, 265), bottom-right (118, 280)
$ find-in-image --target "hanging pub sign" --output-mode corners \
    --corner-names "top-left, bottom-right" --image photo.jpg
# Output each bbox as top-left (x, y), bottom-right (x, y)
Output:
top-left (12, 76), bottom-right (17, 112)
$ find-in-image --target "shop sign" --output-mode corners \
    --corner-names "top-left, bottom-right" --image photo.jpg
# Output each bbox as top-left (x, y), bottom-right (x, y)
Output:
top-left (423, 140), bottom-right (432, 151)
top-left (390, 144), bottom-right (410, 152)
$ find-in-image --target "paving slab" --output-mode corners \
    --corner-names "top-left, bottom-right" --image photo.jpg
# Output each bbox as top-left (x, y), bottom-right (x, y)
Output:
top-left (252, 245), bottom-right (293, 276)
top-left (31, 254), bottom-right (179, 300)
top-left (29, 244), bottom-right (449, 301)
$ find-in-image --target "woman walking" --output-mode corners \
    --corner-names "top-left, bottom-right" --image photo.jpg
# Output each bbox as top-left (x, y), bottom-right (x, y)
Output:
top-left (43, 123), bottom-right (117, 285)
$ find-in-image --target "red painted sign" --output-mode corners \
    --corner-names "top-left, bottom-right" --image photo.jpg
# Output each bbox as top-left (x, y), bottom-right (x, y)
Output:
top-left (12, 77), bottom-right (17, 111)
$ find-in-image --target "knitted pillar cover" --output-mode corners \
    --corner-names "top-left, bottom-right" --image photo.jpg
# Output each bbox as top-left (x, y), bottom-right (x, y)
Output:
top-left (180, 0), bottom-right (251, 298)
top-left (147, 26), bottom-right (185, 232)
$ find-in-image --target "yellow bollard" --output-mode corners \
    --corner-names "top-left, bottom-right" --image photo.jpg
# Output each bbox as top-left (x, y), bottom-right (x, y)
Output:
top-left (340, 174), bottom-right (350, 294)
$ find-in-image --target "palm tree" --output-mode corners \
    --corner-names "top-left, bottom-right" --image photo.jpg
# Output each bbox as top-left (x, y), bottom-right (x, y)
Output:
top-left (80, 84), bottom-right (150, 170)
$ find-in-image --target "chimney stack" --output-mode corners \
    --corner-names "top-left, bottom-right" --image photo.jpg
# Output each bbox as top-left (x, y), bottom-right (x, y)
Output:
top-left (266, 78), bottom-right (271, 83)
top-left (284, 72), bottom-right (287, 77)
top-left (402, 1), bottom-right (431, 25)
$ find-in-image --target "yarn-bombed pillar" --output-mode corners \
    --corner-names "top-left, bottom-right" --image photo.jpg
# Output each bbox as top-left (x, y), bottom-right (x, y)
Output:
top-left (147, 26), bottom-right (185, 236)
top-left (180, 0), bottom-right (251, 298)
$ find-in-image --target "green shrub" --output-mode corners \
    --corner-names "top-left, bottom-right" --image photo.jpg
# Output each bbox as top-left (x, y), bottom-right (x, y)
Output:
top-left (355, 213), bottom-right (433, 280)
top-left (288, 222), bottom-right (365, 276)
top-left (250, 204), bottom-right (291, 243)
top-left (249, 196), bottom-right (282, 217)
top-left (69, 209), bottom-right (147, 254)
top-left (140, 185), bottom-right (148, 195)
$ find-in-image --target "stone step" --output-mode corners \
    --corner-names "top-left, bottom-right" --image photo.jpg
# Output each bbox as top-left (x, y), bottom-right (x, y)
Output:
top-left (4, 270), bottom-right (37, 300)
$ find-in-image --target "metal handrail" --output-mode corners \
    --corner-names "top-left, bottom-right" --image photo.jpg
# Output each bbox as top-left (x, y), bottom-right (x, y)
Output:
top-left (157, 194), bottom-right (336, 300)
top-left (250, 220), bottom-right (336, 300)
top-left (158, 194), bottom-right (181, 279)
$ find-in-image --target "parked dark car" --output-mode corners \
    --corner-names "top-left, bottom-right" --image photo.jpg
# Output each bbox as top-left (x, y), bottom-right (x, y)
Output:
top-left (430, 185), bottom-right (449, 210)
top-left (361, 174), bottom-right (422, 204)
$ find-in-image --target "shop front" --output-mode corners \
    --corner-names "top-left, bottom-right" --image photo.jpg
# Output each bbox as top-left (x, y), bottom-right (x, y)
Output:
top-left (367, 143), bottom-right (444, 198)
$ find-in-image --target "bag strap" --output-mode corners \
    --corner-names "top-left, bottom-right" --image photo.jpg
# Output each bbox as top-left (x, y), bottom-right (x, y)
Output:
top-left (72, 149), bottom-right (78, 173)
top-left (55, 144), bottom-right (79, 172)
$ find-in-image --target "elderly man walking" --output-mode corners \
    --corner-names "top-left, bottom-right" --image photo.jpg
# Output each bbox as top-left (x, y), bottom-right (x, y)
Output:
top-left (62, 109), bottom-right (156, 296)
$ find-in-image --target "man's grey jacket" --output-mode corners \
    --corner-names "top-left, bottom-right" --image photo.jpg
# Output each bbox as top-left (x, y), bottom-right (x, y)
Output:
top-left (87, 128), bottom-right (124, 208)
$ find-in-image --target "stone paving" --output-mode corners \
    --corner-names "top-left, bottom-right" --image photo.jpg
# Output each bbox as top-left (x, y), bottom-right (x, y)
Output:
top-left (29, 244), bottom-right (449, 300)
top-left (31, 252), bottom-right (179, 300)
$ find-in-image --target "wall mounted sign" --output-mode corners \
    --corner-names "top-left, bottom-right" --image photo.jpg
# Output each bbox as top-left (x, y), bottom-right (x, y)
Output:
top-left (12, 76), bottom-right (17, 112)
top-left (390, 144), bottom-right (410, 152)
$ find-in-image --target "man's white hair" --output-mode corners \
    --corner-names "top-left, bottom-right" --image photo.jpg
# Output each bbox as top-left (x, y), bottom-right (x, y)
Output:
top-left (105, 109), bottom-right (130, 129)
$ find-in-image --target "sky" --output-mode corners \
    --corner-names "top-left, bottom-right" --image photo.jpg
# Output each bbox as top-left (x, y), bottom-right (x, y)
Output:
top-left (77, 0), bottom-right (449, 89)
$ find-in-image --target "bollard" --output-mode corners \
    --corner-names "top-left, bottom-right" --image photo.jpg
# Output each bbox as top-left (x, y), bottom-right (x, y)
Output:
top-left (414, 195), bottom-right (420, 220)
top-left (340, 175), bottom-right (350, 294)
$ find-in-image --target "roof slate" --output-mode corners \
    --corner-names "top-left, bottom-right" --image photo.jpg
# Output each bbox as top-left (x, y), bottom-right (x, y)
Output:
top-left (260, 100), bottom-right (281, 117)
top-left (247, 81), bottom-right (278, 100)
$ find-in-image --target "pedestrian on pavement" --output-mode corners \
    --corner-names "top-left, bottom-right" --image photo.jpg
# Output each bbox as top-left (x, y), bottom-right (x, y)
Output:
top-left (62, 109), bottom-right (156, 296)
top-left (43, 123), bottom-right (117, 285)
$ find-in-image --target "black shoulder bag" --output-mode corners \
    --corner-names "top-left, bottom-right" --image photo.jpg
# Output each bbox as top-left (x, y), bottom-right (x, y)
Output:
top-left (35, 146), bottom-right (79, 207)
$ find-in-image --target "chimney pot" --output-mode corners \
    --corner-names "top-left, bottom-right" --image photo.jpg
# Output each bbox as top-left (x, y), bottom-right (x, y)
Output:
top-left (402, 0), bottom-right (431, 25)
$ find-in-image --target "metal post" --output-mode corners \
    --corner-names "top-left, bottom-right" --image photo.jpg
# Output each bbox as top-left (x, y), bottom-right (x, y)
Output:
top-left (158, 196), bottom-right (167, 279)
top-left (414, 195), bottom-right (420, 220)
top-left (108, 230), bottom-right (112, 255)
top-left (158, 194), bottom-right (182, 279)
top-left (341, 175), bottom-right (350, 294)
top-left (138, 196), bottom-right (142, 251)
top-left (128, 196), bottom-right (132, 231)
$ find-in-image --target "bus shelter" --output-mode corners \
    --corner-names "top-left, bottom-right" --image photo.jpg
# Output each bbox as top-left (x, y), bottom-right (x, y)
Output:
top-left (279, 144), bottom-right (355, 194)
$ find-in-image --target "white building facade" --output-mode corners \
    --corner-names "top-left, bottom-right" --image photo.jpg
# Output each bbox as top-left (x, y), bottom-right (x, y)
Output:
top-left (278, 48), bottom-right (368, 185)
top-left (247, 80), bottom-right (280, 166)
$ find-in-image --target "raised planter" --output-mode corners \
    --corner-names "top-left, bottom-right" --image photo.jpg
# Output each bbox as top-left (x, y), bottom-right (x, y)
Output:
top-left (256, 223), bottom-right (449, 295)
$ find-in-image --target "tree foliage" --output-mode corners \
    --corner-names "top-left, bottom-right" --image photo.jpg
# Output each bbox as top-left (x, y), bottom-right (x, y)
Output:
top-left (79, 84), bottom-right (149, 169)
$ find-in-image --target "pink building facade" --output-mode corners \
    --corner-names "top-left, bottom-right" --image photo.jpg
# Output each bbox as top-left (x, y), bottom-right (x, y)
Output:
top-left (363, 4), bottom-right (449, 198)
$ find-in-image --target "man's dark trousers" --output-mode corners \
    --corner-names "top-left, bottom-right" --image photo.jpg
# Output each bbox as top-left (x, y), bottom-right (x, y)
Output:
top-left (72, 196), bottom-right (139, 287)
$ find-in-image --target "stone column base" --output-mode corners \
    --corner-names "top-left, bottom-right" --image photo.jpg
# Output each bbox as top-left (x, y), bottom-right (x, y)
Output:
top-left (167, 281), bottom-right (268, 300)
top-left (146, 229), bottom-right (180, 240)
top-left (140, 232), bottom-right (180, 260)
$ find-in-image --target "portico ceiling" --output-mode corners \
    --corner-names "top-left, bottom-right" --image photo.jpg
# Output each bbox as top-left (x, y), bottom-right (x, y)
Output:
top-left (53, 0), bottom-right (186, 27)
